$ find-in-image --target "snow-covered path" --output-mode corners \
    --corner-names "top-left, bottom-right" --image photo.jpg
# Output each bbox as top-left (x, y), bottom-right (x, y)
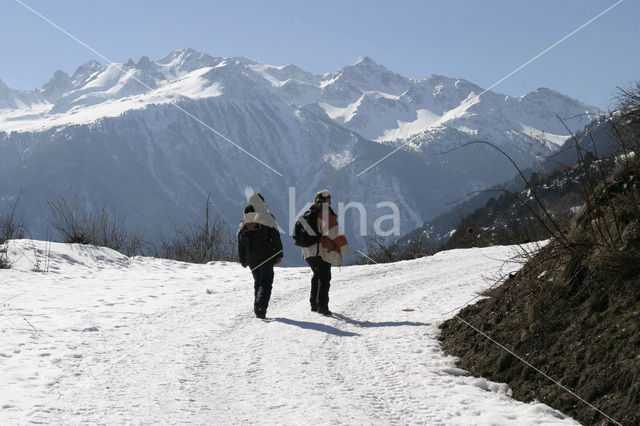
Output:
top-left (1, 240), bottom-right (576, 424)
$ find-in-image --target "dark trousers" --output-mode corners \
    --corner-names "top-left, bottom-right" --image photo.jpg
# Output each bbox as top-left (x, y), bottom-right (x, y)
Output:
top-left (250, 261), bottom-right (274, 311)
top-left (306, 256), bottom-right (332, 309)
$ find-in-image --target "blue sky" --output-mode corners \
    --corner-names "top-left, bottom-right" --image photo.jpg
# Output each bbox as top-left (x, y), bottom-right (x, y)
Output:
top-left (1, 0), bottom-right (638, 110)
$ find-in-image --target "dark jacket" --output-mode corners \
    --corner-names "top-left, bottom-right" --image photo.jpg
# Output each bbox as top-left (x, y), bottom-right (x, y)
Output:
top-left (238, 222), bottom-right (283, 266)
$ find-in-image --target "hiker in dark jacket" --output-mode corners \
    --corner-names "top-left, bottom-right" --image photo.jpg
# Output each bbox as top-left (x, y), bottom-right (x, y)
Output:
top-left (302, 190), bottom-right (351, 315)
top-left (238, 193), bottom-right (283, 319)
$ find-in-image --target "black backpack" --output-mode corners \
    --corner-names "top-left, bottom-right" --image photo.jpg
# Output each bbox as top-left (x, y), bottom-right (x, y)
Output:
top-left (293, 207), bottom-right (321, 247)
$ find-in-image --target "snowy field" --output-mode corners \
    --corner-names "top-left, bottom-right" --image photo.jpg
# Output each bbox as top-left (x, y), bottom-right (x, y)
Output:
top-left (0, 240), bottom-right (576, 425)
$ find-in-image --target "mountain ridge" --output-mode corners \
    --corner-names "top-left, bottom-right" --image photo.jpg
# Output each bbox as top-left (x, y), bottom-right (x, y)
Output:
top-left (1, 48), bottom-right (598, 141)
top-left (0, 48), bottom-right (602, 262)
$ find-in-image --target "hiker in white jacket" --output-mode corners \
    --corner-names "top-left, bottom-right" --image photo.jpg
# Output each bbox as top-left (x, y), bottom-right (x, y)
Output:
top-left (302, 190), bottom-right (351, 315)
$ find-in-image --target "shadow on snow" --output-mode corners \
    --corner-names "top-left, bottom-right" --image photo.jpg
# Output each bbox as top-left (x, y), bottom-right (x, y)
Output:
top-left (272, 313), bottom-right (431, 337)
top-left (273, 317), bottom-right (360, 337)
top-left (332, 313), bottom-right (431, 328)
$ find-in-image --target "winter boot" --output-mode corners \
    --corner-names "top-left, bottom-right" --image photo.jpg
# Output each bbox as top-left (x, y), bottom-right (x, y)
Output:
top-left (318, 307), bottom-right (332, 316)
top-left (255, 306), bottom-right (266, 319)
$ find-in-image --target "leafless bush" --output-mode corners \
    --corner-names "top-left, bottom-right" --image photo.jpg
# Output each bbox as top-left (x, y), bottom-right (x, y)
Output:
top-left (404, 230), bottom-right (433, 259)
top-left (0, 237), bottom-right (9, 269)
top-left (49, 197), bottom-right (103, 245)
top-left (159, 195), bottom-right (236, 263)
top-left (554, 84), bottom-right (640, 257)
top-left (354, 233), bottom-right (432, 265)
top-left (616, 82), bottom-right (640, 137)
top-left (611, 83), bottom-right (640, 213)
top-left (440, 140), bottom-right (575, 252)
top-left (364, 236), bottom-right (402, 263)
top-left (48, 197), bottom-right (143, 255)
top-left (0, 196), bottom-right (26, 241)
top-left (0, 197), bottom-right (27, 269)
top-left (124, 232), bottom-right (147, 257)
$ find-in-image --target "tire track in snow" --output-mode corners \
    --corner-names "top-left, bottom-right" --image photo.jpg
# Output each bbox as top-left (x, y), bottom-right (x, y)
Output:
top-left (322, 269), bottom-right (435, 424)
top-left (316, 250), bottom-right (527, 424)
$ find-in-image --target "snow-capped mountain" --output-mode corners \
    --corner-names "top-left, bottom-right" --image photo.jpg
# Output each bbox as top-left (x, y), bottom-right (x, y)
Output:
top-left (0, 48), bottom-right (600, 260)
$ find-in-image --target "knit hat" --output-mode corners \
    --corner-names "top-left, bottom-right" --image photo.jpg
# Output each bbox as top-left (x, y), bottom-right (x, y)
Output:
top-left (314, 189), bottom-right (331, 204)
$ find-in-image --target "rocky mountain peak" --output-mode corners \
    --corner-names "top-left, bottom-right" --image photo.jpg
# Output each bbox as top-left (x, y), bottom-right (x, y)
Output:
top-left (70, 59), bottom-right (104, 88)
top-left (41, 70), bottom-right (72, 101)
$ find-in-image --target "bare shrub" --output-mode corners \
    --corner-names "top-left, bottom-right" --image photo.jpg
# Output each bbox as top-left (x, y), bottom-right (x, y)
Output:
top-left (124, 232), bottom-right (147, 257)
top-left (0, 197), bottom-right (27, 269)
top-left (49, 197), bottom-right (102, 245)
top-left (363, 236), bottom-right (402, 264)
top-left (47, 197), bottom-right (139, 254)
top-left (0, 196), bottom-right (26, 241)
top-left (404, 230), bottom-right (433, 259)
top-left (354, 234), bottom-right (433, 264)
top-left (0, 240), bottom-right (8, 269)
top-left (616, 82), bottom-right (640, 138)
top-left (440, 140), bottom-right (574, 251)
top-left (159, 195), bottom-right (236, 263)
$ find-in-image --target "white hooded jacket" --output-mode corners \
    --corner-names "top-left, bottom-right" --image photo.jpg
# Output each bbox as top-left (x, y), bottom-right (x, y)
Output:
top-left (239, 194), bottom-right (279, 231)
